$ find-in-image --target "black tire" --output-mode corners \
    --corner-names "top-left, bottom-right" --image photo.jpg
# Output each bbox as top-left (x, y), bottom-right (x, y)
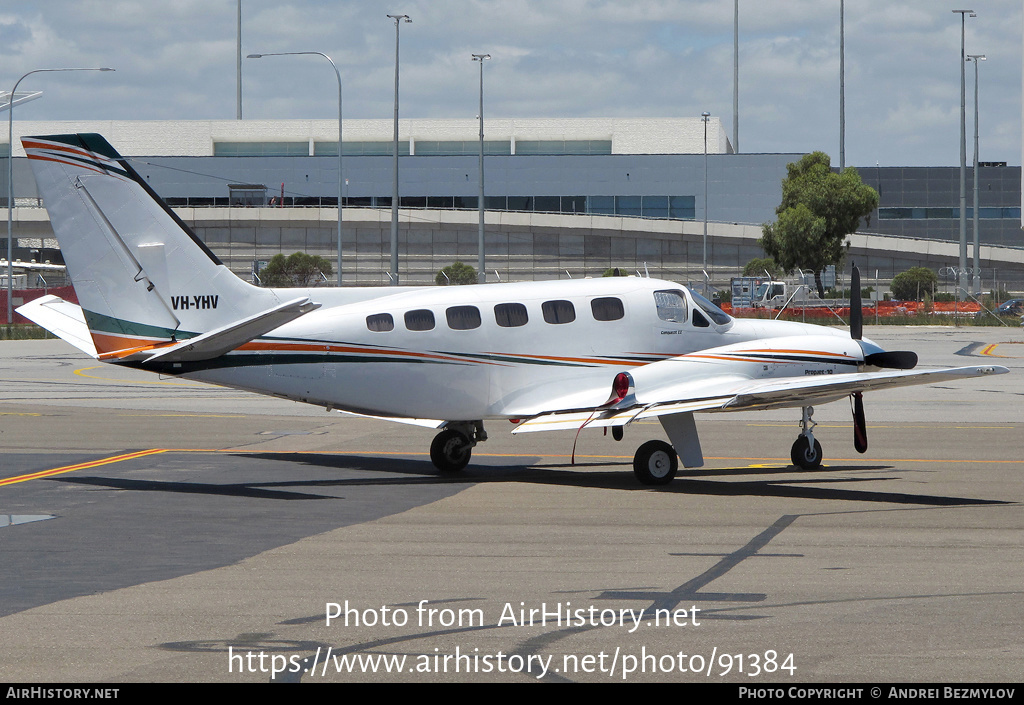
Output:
top-left (633, 440), bottom-right (678, 485)
top-left (790, 436), bottom-right (823, 470)
top-left (430, 429), bottom-right (472, 473)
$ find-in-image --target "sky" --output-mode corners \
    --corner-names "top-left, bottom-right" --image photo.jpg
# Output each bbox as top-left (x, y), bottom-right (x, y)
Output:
top-left (2, 0), bottom-right (1021, 167)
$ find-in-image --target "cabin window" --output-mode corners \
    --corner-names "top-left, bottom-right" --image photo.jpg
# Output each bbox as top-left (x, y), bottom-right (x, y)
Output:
top-left (404, 309), bottom-right (435, 331)
top-left (494, 303), bottom-right (529, 327)
top-left (591, 297), bottom-right (624, 321)
top-left (654, 290), bottom-right (687, 323)
top-left (692, 309), bottom-right (710, 327)
top-left (366, 313), bottom-right (394, 332)
top-left (446, 305), bottom-right (481, 330)
top-left (542, 300), bottom-right (576, 324)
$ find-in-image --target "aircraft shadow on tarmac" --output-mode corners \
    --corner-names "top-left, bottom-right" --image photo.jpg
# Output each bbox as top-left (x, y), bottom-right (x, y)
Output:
top-left (52, 451), bottom-right (1009, 508)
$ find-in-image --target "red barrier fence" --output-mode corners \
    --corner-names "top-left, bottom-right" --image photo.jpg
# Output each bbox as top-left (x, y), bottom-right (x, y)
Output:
top-left (0, 286), bottom-right (78, 324)
top-left (722, 300), bottom-right (982, 320)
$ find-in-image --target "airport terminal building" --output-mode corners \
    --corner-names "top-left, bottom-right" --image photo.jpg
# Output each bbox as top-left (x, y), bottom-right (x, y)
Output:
top-left (4, 117), bottom-right (1023, 290)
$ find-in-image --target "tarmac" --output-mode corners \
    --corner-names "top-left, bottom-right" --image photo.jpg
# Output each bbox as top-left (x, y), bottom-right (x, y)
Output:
top-left (0, 325), bottom-right (1022, 683)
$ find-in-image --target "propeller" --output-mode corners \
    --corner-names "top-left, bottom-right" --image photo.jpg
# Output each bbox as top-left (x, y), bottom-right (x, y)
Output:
top-left (852, 392), bottom-right (868, 453)
top-left (850, 263), bottom-right (863, 341)
top-left (850, 266), bottom-right (868, 452)
top-left (852, 263), bottom-right (918, 370)
top-left (848, 263), bottom-right (915, 453)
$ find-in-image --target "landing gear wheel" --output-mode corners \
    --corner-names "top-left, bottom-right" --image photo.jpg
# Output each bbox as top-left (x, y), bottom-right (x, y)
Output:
top-left (430, 429), bottom-right (472, 473)
top-left (790, 436), bottom-right (823, 470)
top-left (633, 440), bottom-right (678, 485)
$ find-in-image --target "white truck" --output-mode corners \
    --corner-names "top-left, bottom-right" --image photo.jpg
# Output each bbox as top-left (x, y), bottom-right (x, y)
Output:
top-left (731, 277), bottom-right (797, 308)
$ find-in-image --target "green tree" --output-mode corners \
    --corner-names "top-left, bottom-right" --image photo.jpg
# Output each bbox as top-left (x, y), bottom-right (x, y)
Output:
top-left (742, 257), bottom-right (783, 278)
top-left (436, 261), bottom-right (478, 285)
top-left (759, 152), bottom-right (878, 298)
top-left (890, 267), bottom-right (938, 301)
top-left (259, 252), bottom-right (333, 287)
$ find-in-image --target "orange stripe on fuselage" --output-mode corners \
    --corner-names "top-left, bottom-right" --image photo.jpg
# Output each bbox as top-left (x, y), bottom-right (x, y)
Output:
top-left (238, 340), bottom-right (482, 364)
top-left (487, 352), bottom-right (650, 367)
top-left (90, 332), bottom-right (172, 359)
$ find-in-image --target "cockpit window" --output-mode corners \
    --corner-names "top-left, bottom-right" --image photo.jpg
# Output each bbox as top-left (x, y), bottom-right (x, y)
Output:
top-left (687, 288), bottom-right (732, 326)
top-left (654, 290), bottom-right (687, 323)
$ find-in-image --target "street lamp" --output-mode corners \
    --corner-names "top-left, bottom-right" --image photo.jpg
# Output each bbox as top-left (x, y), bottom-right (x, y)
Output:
top-left (387, 13), bottom-right (411, 285)
top-left (953, 9), bottom-right (976, 301)
top-left (247, 51), bottom-right (344, 285)
top-left (7, 67), bottom-right (114, 325)
top-left (472, 53), bottom-right (490, 285)
top-left (702, 111), bottom-right (711, 293)
top-left (839, 0), bottom-right (845, 171)
top-left (733, 0), bottom-right (739, 153)
top-left (967, 53), bottom-right (986, 295)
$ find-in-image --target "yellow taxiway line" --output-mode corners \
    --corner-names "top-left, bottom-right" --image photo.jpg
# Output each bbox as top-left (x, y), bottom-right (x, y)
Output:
top-left (0, 449), bottom-right (167, 487)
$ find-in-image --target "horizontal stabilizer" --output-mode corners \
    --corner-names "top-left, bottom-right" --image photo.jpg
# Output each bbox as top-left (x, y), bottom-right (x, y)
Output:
top-left (16, 296), bottom-right (98, 359)
top-left (144, 297), bottom-right (320, 363)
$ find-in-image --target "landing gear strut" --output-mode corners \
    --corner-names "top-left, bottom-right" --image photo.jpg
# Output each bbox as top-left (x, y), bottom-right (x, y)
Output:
top-left (790, 406), bottom-right (823, 470)
top-left (430, 421), bottom-right (486, 473)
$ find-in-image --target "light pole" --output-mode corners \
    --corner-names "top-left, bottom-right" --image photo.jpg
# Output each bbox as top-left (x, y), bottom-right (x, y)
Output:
top-left (248, 51), bottom-right (343, 285)
top-left (968, 53), bottom-right (986, 295)
top-left (472, 53), bottom-right (490, 285)
top-left (236, 0), bottom-right (243, 120)
top-left (839, 0), bottom-right (845, 171)
top-left (702, 111), bottom-right (711, 292)
top-left (388, 13), bottom-right (411, 285)
top-left (953, 10), bottom-right (976, 301)
top-left (733, 0), bottom-right (739, 153)
top-left (7, 67), bottom-right (114, 325)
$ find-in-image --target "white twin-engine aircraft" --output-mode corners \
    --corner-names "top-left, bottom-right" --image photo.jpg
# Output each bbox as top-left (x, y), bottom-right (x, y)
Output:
top-left (17, 134), bottom-right (1008, 484)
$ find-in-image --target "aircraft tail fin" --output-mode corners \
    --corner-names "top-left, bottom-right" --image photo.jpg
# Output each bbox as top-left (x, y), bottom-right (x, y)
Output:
top-left (24, 134), bottom-right (285, 359)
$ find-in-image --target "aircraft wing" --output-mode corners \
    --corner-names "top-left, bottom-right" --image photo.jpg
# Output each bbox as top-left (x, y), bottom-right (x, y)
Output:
top-left (16, 295), bottom-right (98, 358)
top-left (512, 364), bottom-right (1008, 433)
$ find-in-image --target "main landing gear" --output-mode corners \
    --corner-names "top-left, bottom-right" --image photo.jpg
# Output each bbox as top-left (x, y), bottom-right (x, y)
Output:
top-left (790, 405), bottom-right (823, 470)
top-left (633, 440), bottom-right (678, 485)
top-left (430, 421), bottom-right (487, 473)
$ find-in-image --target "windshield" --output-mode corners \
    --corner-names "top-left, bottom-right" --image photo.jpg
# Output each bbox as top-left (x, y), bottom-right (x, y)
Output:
top-left (687, 287), bottom-right (733, 326)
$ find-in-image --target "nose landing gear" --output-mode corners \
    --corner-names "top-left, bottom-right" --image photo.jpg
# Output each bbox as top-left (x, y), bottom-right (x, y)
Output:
top-left (790, 406), bottom-right (823, 470)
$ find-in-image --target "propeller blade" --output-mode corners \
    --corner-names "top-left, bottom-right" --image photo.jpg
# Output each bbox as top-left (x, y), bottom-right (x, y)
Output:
top-left (864, 350), bottom-right (918, 369)
top-left (850, 264), bottom-right (863, 341)
top-left (853, 392), bottom-right (868, 454)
